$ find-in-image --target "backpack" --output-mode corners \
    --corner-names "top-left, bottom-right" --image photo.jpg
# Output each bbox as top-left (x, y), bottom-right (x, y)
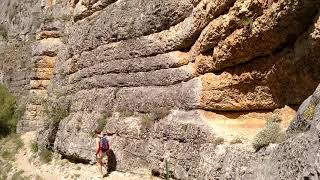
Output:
top-left (100, 136), bottom-right (109, 152)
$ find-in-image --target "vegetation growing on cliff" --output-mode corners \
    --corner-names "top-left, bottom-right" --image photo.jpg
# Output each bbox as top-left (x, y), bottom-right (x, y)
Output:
top-left (303, 102), bottom-right (317, 120)
top-left (252, 113), bottom-right (286, 151)
top-left (0, 25), bottom-right (8, 40)
top-left (44, 97), bottom-right (70, 125)
top-left (96, 114), bottom-right (109, 131)
top-left (117, 108), bottom-right (134, 118)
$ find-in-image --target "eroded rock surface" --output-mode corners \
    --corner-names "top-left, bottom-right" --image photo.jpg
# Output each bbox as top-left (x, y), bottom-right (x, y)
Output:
top-left (0, 0), bottom-right (320, 179)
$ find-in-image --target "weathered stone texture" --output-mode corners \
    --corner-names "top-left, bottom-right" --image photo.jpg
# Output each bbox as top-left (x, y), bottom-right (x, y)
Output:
top-left (35, 2), bottom-right (320, 179)
top-left (1, 0), bottom-right (320, 179)
top-left (69, 0), bottom-right (197, 54)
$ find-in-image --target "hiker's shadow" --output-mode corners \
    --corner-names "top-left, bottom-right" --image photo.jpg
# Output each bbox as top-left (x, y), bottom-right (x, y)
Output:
top-left (106, 149), bottom-right (117, 175)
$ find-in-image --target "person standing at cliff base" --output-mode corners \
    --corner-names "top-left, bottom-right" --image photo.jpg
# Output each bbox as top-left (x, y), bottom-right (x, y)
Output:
top-left (95, 129), bottom-right (110, 178)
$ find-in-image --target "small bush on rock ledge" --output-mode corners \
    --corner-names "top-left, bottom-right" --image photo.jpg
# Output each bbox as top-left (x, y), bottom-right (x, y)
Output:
top-left (141, 113), bottom-right (155, 129)
top-left (30, 141), bottom-right (39, 154)
top-left (118, 109), bottom-right (134, 118)
top-left (0, 25), bottom-right (8, 40)
top-left (252, 113), bottom-right (285, 151)
top-left (303, 102), bottom-right (316, 121)
top-left (150, 107), bottom-right (171, 121)
top-left (44, 98), bottom-right (71, 125)
top-left (140, 107), bottom-right (171, 129)
top-left (97, 114), bottom-right (109, 131)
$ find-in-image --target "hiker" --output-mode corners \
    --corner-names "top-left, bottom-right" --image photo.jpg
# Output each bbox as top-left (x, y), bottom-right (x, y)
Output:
top-left (95, 129), bottom-right (109, 178)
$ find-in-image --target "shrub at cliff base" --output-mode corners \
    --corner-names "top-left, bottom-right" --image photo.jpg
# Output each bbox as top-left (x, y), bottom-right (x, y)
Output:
top-left (0, 85), bottom-right (24, 138)
top-left (252, 113), bottom-right (285, 151)
top-left (0, 134), bottom-right (26, 180)
top-left (39, 148), bottom-right (53, 163)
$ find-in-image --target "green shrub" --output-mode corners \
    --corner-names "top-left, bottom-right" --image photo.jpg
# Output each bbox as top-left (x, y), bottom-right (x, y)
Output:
top-left (0, 26), bottom-right (8, 40)
top-left (252, 113), bottom-right (285, 151)
top-left (1, 150), bottom-right (11, 160)
top-left (141, 113), bottom-right (154, 129)
top-left (11, 170), bottom-right (28, 180)
top-left (43, 14), bottom-right (54, 23)
top-left (30, 142), bottom-right (38, 153)
top-left (44, 98), bottom-right (70, 125)
top-left (0, 85), bottom-right (22, 137)
top-left (214, 137), bottom-right (225, 146)
top-left (39, 149), bottom-right (53, 163)
top-left (51, 105), bottom-right (69, 124)
top-left (239, 16), bottom-right (253, 27)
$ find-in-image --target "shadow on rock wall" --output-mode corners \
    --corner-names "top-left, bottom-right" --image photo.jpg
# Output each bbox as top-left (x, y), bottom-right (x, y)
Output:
top-left (107, 149), bottom-right (117, 174)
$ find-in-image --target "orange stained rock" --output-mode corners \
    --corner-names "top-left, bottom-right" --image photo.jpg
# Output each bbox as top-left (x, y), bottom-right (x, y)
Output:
top-left (200, 105), bottom-right (296, 143)
top-left (35, 56), bottom-right (56, 68)
top-left (48, 0), bottom-right (53, 7)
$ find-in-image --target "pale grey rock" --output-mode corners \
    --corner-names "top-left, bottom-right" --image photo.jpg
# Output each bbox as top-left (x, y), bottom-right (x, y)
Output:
top-left (0, 0), bottom-right (319, 179)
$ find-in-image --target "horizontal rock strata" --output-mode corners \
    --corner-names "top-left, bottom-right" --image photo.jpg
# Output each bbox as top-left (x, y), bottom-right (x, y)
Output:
top-left (0, 0), bottom-right (320, 179)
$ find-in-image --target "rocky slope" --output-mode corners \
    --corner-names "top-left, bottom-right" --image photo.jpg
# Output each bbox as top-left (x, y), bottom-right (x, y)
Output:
top-left (0, 0), bottom-right (320, 179)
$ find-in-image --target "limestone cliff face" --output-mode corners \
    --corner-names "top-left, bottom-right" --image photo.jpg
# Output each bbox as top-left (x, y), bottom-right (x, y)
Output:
top-left (1, 0), bottom-right (320, 179)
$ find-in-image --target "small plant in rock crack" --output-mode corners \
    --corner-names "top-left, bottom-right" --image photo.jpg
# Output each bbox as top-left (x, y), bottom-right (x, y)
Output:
top-left (0, 25), bottom-right (8, 40)
top-left (165, 160), bottom-right (172, 180)
top-left (117, 108), bottom-right (134, 118)
top-left (141, 113), bottom-right (155, 129)
top-left (303, 102), bottom-right (317, 121)
top-left (150, 107), bottom-right (171, 121)
top-left (60, 13), bottom-right (73, 22)
top-left (43, 14), bottom-right (55, 23)
top-left (239, 16), bottom-right (253, 28)
top-left (30, 141), bottom-right (39, 154)
top-left (96, 114), bottom-right (108, 131)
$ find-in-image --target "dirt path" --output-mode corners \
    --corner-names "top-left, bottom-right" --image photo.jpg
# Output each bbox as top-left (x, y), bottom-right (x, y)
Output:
top-left (16, 132), bottom-right (59, 179)
top-left (14, 132), bottom-right (159, 180)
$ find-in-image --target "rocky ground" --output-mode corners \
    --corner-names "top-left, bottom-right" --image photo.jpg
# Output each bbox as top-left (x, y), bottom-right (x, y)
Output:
top-left (0, 0), bottom-right (319, 179)
top-left (8, 131), bottom-right (160, 180)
